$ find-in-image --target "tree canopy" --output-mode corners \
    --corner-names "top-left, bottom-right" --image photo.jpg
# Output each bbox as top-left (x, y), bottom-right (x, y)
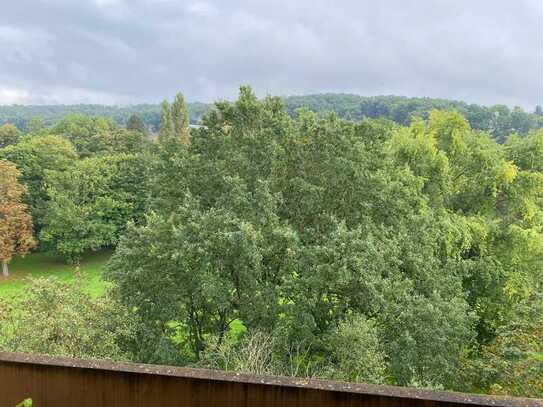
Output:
top-left (0, 135), bottom-right (78, 233)
top-left (0, 160), bottom-right (36, 276)
top-left (0, 88), bottom-right (541, 398)
top-left (105, 88), bottom-right (543, 393)
top-left (0, 123), bottom-right (20, 148)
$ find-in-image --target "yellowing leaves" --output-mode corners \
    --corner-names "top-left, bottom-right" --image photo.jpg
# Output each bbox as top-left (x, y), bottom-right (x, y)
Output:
top-left (0, 159), bottom-right (36, 272)
top-left (501, 162), bottom-right (518, 185)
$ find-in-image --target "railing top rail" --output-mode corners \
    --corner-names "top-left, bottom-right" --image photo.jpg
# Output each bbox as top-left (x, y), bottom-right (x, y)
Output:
top-left (0, 351), bottom-right (540, 407)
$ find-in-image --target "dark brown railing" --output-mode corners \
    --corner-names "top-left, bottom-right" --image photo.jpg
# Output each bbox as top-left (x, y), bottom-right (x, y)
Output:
top-left (0, 352), bottom-right (540, 407)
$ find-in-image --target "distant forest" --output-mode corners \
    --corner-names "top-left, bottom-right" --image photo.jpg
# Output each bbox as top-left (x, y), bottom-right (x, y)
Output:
top-left (2, 94), bottom-right (543, 142)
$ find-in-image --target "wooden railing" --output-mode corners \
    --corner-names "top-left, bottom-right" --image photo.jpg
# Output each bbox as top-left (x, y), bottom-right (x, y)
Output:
top-left (0, 352), bottom-right (540, 407)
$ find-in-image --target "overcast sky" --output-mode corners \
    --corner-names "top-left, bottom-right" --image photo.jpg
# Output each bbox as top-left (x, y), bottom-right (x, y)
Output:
top-left (1, 0), bottom-right (542, 108)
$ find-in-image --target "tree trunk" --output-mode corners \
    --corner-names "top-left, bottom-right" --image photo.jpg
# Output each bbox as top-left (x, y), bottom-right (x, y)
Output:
top-left (74, 260), bottom-right (81, 284)
top-left (2, 260), bottom-right (9, 277)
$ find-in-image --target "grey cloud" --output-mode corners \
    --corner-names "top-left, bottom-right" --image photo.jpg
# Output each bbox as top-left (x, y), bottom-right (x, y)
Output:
top-left (0, 0), bottom-right (542, 107)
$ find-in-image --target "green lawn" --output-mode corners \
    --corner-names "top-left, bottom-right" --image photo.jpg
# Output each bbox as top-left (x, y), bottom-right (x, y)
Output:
top-left (0, 250), bottom-right (112, 299)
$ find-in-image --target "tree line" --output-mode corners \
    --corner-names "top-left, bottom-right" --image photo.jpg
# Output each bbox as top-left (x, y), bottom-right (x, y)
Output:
top-left (0, 87), bottom-right (541, 398)
top-left (0, 102), bottom-right (209, 133)
top-left (2, 94), bottom-right (542, 142)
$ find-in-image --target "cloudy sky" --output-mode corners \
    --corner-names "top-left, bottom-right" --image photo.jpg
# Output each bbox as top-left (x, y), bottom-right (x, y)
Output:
top-left (1, 0), bottom-right (542, 107)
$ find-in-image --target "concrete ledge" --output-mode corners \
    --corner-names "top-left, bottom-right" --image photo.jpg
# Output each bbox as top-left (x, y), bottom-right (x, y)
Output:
top-left (0, 352), bottom-right (541, 407)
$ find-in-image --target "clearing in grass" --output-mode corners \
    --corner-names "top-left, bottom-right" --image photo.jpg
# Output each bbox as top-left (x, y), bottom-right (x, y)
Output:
top-left (0, 250), bottom-right (112, 299)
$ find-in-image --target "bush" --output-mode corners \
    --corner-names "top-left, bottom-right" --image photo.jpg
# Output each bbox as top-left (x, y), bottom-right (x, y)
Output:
top-left (0, 278), bottom-right (135, 361)
top-left (323, 315), bottom-right (387, 384)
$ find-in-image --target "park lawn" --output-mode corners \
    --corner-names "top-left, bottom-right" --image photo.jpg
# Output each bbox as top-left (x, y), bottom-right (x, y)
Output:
top-left (0, 250), bottom-right (113, 299)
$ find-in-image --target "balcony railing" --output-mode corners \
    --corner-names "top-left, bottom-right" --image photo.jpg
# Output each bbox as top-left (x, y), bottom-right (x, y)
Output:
top-left (0, 351), bottom-right (540, 406)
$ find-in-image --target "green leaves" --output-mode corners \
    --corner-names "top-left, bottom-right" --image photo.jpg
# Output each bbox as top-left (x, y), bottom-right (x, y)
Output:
top-left (464, 291), bottom-right (543, 398)
top-left (51, 114), bottom-right (116, 157)
top-left (106, 88), bottom-right (474, 388)
top-left (0, 123), bottom-right (20, 148)
top-left (0, 134), bottom-right (77, 232)
top-left (100, 87), bottom-right (543, 395)
top-left (106, 190), bottom-right (295, 360)
top-left (159, 93), bottom-right (191, 146)
top-left (0, 278), bottom-right (134, 361)
top-left (40, 153), bottom-right (148, 263)
top-left (324, 315), bottom-right (386, 384)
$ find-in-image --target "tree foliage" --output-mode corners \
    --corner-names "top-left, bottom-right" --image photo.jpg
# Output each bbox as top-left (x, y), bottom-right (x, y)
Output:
top-left (2, 94), bottom-right (541, 143)
top-left (323, 315), bottom-right (387, 384)
top-left (0, 135), bottom-right (78, 232)
top-left (50, 114), bottom-right (149, 156)
top-left (0, 123), bottom-right (20, 148)
top-left (126, 113), bottom-right (146, 134)
top-left (0, 278), bottom-right (134, 360)
top-left (0, 160), bottom-right (36, 276)
top-left (0, 103), bottom-right (208, 132)
top-left (40, 153), bottom-right (148, 263)
top-left (463, 289), bottom-right (543, 398)
top-left (108, 88), bottom-right (529, 390)
top-left (2, 88), bottom-right (542, 398)
top-left (285, 94), bottom-right (543, 143)
top-left (158, 93), bottom-right (191, 145)
top-left (51, 114), bottom-right (116, 156)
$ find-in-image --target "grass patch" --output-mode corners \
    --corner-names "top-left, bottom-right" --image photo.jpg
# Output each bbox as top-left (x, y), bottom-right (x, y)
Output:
top-left (0, 250), bottom-right (112, 299)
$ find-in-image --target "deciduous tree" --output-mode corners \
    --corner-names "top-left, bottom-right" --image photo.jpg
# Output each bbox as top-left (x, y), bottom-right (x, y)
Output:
top-left (40, 153), bottom-right (148, 264)
top-left (158, 93), bottom-right (191, 145)
top-left (126, 113), bottom-right (146, 134)
top-left (0, 135), bottom-right (78, 232)
top-left (158, 101), bottom-right (173, 143)
top-left (0, 123), bottom-right (20, 148)
top-left (0, 160), bottom-right (36, 276)
top-left (171, 93), bottom-right (190, 145)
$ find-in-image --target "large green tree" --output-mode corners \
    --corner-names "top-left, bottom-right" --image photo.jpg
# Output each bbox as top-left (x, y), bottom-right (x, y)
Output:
top-left (107, 88), bottom-right (480, 388)
top-left (51, 114), bottom-right (116, 156)
top-left (0, 160), bottom-right (36, 276)
top-left (158, 93), bottom-right (191, 146)
top-left (171, 93), bottom-right (190, 145)
top-left (0, 135), bottom-right (78, 232)
top-left (40, 153), bottom-right (148, 264)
